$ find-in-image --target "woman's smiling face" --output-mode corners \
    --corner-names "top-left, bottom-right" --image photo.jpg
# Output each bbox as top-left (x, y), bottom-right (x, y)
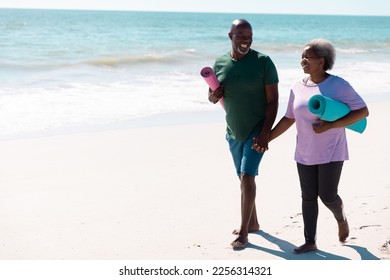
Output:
top-left (301, 46), bottom-right (324, 74)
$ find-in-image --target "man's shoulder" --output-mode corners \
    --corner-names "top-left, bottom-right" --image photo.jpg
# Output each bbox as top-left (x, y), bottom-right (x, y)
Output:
top-left (214, 52), bottom-right (231, 69)
top-left (215, 51), bottom-right (230, 61)
top-left (249, 49), bottom-right (271, 60)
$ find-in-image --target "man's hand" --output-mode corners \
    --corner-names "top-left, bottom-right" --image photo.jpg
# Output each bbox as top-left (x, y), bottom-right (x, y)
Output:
top-left (252, 133), bottom-right (269, 153)
top-left (208, 85), bottom-right (224, 103)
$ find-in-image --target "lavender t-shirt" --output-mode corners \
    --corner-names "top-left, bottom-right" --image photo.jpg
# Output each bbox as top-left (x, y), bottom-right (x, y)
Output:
top-left (285, 75), bottom-right (366, 165)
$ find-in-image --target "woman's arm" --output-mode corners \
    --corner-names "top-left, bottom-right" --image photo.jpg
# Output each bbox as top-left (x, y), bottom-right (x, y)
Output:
top-left (312, 106), bottom-right (369, 134)
top-left (269, 116), bottom-right (295, 142)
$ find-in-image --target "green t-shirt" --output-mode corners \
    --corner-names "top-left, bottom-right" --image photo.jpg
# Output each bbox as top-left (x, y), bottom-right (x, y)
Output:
top-left (213, 49), bottom-right (279, 141)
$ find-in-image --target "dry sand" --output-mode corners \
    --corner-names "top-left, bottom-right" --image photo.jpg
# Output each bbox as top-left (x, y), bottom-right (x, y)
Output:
top-left (0, 101), bottom-right (389, 261)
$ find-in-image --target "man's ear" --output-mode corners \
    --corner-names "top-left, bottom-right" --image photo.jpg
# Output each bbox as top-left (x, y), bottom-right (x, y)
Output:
top-left (228, 32), bottom-right (232, 40)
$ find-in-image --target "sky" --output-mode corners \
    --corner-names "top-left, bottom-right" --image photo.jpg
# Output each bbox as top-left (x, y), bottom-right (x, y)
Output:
top-left (0, 0), bottom-right (389, 16)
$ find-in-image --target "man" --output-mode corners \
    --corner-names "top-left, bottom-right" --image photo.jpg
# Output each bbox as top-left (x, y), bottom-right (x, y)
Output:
top-left (208, 19), bottom-right (279, 248)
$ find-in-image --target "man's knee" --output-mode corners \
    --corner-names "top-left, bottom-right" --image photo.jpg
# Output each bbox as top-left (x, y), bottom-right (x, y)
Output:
top-left (240, 173), bottom-right (256, 189)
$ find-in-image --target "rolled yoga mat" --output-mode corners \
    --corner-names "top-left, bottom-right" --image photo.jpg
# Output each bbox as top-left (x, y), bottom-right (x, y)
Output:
top-left (200, 66), bottom-right (224, 108)
top-left (308, 94), bottom-right (367, 133)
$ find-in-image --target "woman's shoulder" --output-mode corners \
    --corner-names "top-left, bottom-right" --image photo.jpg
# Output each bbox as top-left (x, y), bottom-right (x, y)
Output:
top-left (327, 74), bottom-right (350, 85)
top-left (291, 78), bottom-right (307, 92)
top-left (321, 74), bottom-right (355, 91)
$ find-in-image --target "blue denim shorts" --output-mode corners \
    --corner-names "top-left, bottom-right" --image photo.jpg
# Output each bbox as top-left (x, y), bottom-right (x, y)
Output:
top-left (226, 131), bottom-right (265, 177)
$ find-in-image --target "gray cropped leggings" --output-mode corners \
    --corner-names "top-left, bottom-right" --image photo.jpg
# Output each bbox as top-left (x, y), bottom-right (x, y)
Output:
top-left (297, 161), bottom-right (346, 245)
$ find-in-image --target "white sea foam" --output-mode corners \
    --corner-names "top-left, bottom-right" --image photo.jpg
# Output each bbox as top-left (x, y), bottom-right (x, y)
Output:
top-left (1, 60), bottom-right (387, 138)
top-left (1, 10), bottom-right (389, 138)
top-left (0, 75), bottom-right (209, 137)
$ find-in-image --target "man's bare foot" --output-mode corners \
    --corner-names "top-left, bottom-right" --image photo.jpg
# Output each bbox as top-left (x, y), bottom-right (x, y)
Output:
top-left (232, 227), bottom-right (259, 235)
top-left (231, 236), bottom-right (248, 249)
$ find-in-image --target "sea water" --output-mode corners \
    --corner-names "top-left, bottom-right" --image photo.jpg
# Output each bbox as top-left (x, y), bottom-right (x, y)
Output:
top-left (1, 9), bottom-right (389, 138)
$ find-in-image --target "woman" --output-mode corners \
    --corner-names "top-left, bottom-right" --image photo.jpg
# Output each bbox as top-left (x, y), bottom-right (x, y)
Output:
top-left (269, 38), bottom-right (369, 254)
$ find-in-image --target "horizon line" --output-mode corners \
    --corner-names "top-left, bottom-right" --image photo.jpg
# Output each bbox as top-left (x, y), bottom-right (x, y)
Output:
top-left (0, 7), bottom-right (389, 17)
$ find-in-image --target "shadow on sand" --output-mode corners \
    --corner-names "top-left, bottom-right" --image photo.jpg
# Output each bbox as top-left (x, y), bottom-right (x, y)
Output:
top-left (234, 230), bottom-right (380, 260)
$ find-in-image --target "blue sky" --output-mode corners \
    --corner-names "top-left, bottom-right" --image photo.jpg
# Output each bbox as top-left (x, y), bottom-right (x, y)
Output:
top-left (0, 0), bottom-right (389, 16)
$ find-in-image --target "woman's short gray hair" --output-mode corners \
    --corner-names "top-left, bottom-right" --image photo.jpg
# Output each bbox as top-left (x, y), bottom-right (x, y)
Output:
top-left (305, 38), bottom-right (336, 71)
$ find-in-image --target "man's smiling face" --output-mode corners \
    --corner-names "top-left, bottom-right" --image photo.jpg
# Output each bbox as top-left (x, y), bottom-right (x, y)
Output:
top-left (230, 25), bottom-right (253, 58)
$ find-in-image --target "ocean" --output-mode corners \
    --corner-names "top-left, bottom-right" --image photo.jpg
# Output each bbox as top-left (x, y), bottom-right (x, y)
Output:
top-left (1, 9), bottom-right (389, 138)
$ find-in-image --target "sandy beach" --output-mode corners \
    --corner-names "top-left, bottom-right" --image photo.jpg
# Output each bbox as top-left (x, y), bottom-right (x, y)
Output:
top-left (0, 100), bottom-right (389, 261)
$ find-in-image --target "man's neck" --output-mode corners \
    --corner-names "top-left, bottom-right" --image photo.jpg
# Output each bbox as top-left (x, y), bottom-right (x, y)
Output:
top-left (230, 50), bottom-right (249, 61)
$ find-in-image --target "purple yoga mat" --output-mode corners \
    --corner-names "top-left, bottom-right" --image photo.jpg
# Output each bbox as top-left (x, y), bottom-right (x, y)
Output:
top-left (200, 67), bottom-right (220, 91)
top-left (200, 66), bottom-right (224, 108)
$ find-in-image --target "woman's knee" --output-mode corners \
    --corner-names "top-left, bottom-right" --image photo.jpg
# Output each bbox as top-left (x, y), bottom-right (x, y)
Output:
top-left (320, 194), bottom-right (342, 206)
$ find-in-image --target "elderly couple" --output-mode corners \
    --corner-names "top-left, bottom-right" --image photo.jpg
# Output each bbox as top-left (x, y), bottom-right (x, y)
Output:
top-left (207, 19), bottom-right (369, 254)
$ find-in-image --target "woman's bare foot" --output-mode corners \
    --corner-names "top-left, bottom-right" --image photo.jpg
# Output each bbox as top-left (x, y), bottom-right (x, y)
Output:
top-left (293, 243), bottom-right (317, 254)
top-left (338, 219), bottom-right (349, 243)
top-left (231, 236), bottom-right (248, 248)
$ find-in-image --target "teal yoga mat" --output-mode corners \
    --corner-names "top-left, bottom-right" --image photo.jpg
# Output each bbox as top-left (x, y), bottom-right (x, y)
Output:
top-left (308, 94), bottom-right (367, 133)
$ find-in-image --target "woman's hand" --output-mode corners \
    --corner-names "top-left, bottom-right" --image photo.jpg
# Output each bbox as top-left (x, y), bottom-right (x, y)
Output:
top-left (312, 119), bottom-right (333, 133)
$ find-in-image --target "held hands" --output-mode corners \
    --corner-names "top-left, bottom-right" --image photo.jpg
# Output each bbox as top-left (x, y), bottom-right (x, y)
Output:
top-left (252, 133), bottom-right (269, 153)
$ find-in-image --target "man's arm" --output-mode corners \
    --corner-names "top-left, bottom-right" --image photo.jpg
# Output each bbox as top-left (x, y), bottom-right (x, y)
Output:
top-left (252, 83), bottom-right (279, 152)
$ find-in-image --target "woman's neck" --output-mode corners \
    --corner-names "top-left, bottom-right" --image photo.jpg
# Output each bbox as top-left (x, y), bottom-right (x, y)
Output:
top-left (309, 72), bottom-right (329, 84)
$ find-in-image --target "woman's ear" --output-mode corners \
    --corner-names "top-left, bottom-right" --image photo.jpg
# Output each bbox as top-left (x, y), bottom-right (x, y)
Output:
top-left (319, 57), bottom-right (326, 69)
